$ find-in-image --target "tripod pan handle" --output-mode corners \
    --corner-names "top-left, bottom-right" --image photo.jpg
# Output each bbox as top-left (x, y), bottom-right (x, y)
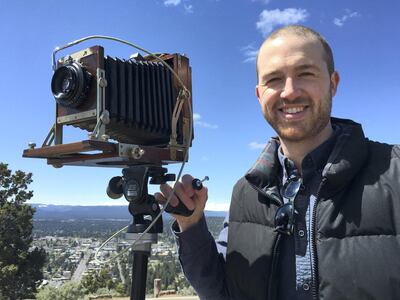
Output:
top-left (164, 199), bottom-right (194, 217)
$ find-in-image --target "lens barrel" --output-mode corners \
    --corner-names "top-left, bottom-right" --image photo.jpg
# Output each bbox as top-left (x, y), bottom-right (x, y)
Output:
top-left (51, 61), bottom-right (92, 108)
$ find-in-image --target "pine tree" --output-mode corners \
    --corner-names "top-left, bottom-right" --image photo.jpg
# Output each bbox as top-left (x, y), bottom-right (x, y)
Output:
top-left (0, 163), bottom-right (46, 299)
top-left (36, 282), bottom-right (86, 300)
top-left (81, 268), bottom-right (115, 294)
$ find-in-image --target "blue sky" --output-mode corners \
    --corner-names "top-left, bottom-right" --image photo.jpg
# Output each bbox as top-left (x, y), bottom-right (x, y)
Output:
top-left (1, 0), bottom-right (399, 210)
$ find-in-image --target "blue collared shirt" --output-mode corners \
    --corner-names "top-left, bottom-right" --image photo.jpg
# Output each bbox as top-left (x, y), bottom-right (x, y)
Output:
top-left (276, 125), bottom-right (340, 299)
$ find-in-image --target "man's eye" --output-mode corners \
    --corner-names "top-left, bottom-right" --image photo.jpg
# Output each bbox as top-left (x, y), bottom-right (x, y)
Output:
top-left (299, 72), bottom-right (314, 78)
top-left (266, 77), bottom-right (281, 84)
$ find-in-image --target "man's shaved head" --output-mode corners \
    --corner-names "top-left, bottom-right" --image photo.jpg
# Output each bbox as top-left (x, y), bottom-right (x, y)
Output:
top-left (256, 25), bottom-right (335, 79)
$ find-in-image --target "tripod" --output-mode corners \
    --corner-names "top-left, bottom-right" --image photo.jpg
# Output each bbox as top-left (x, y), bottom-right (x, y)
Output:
top-left (107, 165), bottom-right (175, 300)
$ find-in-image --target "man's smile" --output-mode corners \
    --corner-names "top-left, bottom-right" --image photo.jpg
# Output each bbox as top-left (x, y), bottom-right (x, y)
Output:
top-left (278, 105), bottom-right (309, 120)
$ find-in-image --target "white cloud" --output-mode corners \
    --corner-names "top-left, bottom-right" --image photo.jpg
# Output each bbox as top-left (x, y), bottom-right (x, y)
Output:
top-left (193, 113), bottom-right (201, 121)
top-left (197, 122), bottom-right (218, 129)
top-left (256, 8), bottom-right (309, 36)
top-left (249, 141), bottom-right (267, 150)
top-left (252, 0), bottom-right (271, 4)
top-left (193, 113), bottom-right (218, 129)
top-left (334, 9), bottom-right (360, 27)
top-left (164, 0), bottom-right (181, 6)
top-left (164, 0), bottom-right (193, 12)
top-left (184, 4), bottom-right (194, 13)
top-left (205, 201), bottom-right (230, 211)
top-left (241, 44), bottom-right (259, 63)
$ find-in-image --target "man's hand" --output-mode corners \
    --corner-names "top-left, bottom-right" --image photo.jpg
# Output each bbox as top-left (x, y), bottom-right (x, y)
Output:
top-left (154, 174), bottom-right (208, 232)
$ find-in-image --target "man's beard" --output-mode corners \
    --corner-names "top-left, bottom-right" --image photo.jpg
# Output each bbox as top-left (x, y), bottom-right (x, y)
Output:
top-left (264, 94), bottom-right (332, 142)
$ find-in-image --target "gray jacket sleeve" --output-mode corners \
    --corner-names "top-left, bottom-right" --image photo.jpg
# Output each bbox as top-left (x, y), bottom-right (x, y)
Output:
top-left (173, 214), bottom-right (230, 300)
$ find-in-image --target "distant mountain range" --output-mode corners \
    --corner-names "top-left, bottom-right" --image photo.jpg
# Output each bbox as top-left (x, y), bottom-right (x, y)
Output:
top-left (30, 204), bottom-right (227, 220)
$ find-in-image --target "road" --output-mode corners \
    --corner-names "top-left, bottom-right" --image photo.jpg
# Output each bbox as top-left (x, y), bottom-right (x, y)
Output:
top-left (71, 246), bottom-right (93, 282)
top-left (117, 257), bottom-right (126, 284)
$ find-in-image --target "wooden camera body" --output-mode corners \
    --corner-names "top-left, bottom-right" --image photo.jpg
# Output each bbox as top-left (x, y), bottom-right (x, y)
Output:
top-left (23, 45), bottom-right (193, 168)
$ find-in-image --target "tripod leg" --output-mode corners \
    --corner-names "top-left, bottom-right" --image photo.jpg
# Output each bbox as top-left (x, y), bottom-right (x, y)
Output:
top-left (131, 251), bottom-right (150, 300)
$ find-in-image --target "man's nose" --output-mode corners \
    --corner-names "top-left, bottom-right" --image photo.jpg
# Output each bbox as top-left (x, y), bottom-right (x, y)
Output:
top-left (280, 78), bottom-right (301, 101)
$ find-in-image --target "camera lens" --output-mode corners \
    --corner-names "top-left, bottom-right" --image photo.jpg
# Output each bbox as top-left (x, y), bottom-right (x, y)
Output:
top-left (51, 61), bottom-right (92, 108)
top-left (61, 77), bottom-right (72, 92)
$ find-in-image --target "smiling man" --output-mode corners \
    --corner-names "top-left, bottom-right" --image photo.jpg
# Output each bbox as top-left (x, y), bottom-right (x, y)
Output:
top-left (256, 29), bottom-right (339, 170)
top-left (156, 25), bottom-right (400, 300)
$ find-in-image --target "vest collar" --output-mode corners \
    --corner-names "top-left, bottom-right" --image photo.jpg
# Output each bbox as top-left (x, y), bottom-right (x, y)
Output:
top-left (321, 118), bottom-right (368, 197)
top-left (245, 137), bottom-right (280, 190)
top-left (245, 117), bottom-right (369, 198)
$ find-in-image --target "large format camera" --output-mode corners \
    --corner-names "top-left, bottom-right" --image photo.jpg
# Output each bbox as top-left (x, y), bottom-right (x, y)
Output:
top-left (23, 40), bottom-right (193, 168)
top-left (23, 37), bottom-right (195, 300)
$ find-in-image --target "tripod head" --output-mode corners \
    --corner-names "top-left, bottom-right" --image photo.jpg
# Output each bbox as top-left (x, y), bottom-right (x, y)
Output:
top-left (107, 165), bottom-right (175, 233)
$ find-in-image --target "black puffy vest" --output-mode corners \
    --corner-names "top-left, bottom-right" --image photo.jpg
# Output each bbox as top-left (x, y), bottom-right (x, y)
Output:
top-left (225, 118), bottom-right (400, 300)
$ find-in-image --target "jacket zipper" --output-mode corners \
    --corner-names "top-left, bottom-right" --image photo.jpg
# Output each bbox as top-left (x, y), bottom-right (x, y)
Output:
top-left (249, 181), bottom-right (283, 300)
top-left (268, 233), bottom-right (282, 300)
top-left (311, 177), bottom-right (328, 300)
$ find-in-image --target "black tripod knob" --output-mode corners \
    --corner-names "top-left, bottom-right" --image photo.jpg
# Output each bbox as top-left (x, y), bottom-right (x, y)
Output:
top-left (150, 173), bottom-right (176, 184)
top-left (106, 176), bottom-right (123, 199)
top-left (192, 176), bottom-right (209, 190)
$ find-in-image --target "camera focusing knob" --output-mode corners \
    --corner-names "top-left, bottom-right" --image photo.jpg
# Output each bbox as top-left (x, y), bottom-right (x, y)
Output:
top-left (101, 134), bottom-right (110, 141)
top-left (131, 147), bottom-right (145, 159)
top-left (66, 56), bottom-right (73, 62)
top-left (98, 77), bottom-right (108, 88)
top-left (100, 110), bottom-right (110, 124)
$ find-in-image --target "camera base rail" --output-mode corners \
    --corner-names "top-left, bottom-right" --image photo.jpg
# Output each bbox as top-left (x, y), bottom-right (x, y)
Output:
top-left (22, 140), bottom-right (186, 168)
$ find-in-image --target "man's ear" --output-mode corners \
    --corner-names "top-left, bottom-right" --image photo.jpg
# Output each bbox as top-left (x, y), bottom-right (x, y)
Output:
top-left (255, 85), bottom-right (260, 99)
top-left (330, 71), bottom-right (340, 97)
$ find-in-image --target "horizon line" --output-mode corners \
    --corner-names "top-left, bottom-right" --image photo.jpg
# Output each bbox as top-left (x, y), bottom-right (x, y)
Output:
top-left (29, 202), bottom-right (230, 212)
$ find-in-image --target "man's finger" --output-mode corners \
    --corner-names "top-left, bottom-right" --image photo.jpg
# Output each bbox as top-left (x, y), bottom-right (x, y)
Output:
top-left (173, 181), bottom-right (195, 210)
top-left (159, 184), bottom-right (179, 207)
top-left (194, 185), bottom-right (208, 207)
top-left (154, 192), bottom-right (166, 204)
top-left (182, 174), bottom-right (195, 197)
